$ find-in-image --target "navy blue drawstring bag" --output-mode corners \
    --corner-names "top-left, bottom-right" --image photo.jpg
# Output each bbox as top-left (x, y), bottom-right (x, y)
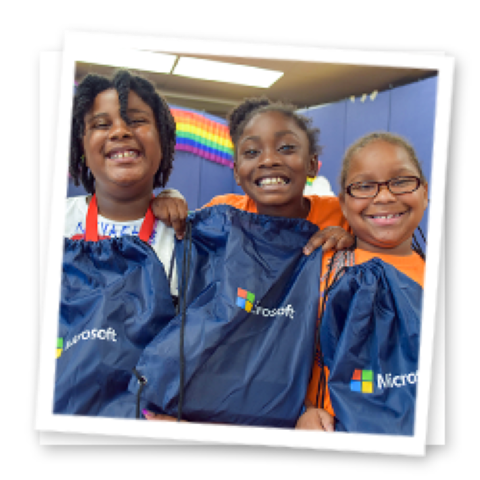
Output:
top-left (127, 205), bottom-right (323, 428)
top-left (320, 257), bottom-right (423, 435)
top-left (54, 235), bottom-right (176, 416)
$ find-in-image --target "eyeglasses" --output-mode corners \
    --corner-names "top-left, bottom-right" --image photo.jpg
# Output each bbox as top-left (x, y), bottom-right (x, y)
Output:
top-left (346, 176), bottom-right (422, 199)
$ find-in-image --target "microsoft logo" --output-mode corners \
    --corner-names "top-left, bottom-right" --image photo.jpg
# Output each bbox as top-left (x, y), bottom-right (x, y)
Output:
top-left (236, 288), bottom-right (255, 312)
top-left (56, 338), bottom-right (63, 359)
top-left (56, 328), bottom-right (118, 358)
top-left (350, 369), bottom-right (373, 394)
top-left (236, 287), bottom-right (296, 319)
top-left (349, 369), bottom-right (419, 392)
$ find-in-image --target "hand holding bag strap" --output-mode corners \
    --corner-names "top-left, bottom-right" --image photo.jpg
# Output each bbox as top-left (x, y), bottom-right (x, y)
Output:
top-left (85, 194), bottom-right (155, 242)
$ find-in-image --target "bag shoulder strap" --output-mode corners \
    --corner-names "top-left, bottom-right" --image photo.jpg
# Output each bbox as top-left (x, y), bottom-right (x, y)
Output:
top-left (85, 194), bottom-right (99, 242)
top-left (85, 194), bottom-right (155, 242)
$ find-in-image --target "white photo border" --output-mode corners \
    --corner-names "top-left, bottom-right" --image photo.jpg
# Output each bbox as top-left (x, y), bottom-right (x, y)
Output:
top-left (35, 31), bottom-right (454, 456)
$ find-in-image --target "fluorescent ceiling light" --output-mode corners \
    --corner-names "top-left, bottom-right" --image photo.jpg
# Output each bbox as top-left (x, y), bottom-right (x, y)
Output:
top-left (173, 57), bottom-right (284, 88)
top-left (120, 50), bottom-right (177, 73)
top-left (76, 50), bottom-right (177, 74)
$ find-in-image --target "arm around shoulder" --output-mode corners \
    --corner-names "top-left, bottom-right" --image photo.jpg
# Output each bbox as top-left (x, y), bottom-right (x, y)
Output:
top-left (151, 189), bottom-right (189, 239)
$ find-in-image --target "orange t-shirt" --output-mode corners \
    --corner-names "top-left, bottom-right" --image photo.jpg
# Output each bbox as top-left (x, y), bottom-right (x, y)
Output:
top-left (203, 194), bottom-right (349, 231)
top-left (306, 249), bottom-right (425, 416)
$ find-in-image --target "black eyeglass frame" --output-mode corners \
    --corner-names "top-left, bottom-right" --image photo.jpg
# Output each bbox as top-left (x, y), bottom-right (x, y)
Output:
top-left (345, 175), bottom-right (422, 199)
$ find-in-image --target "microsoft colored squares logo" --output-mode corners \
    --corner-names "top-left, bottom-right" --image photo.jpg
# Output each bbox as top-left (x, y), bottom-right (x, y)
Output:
top-left (236, 288), bottom-right (255, 312)
top-left (56, 338), bottom-right (63, 358)
top-left (350, 369), bottom-right (373, 393)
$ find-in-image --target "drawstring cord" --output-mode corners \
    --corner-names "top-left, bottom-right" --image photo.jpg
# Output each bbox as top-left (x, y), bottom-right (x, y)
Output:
top-left (315, 250), bottom-right (352, 409)
top-left (132, 222), bottom-right (193, 422)
top-left (314, 251), bottom-right (337, 408)
top-left (168, 239), bottom-right (179, 311)
top-left (177, 220), bottom-right (193, 422)
top-left (412, 227), bottom-right (427, 261)
top-left (132, 367), bottom-right (148, 419)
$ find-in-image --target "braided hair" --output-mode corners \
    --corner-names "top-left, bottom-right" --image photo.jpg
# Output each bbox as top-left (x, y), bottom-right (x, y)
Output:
top-left (227, 97), bottom-right (322, 158)
top-left (70, 69), bottom-right (176, 194)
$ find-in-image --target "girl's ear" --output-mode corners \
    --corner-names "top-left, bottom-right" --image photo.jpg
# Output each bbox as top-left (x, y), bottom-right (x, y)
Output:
top-left (306, 155), bottom-right (319, 178)
top-left (233, 162), bottom-right (241, 186)
top-left (423, 182), bottom-right (429, 210)
top-left (339, 192), bottom-right (348, 219)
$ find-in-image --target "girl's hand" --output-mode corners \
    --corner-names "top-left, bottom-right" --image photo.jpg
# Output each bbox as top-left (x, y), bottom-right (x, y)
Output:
top-left (303, 226), bottom-right (354, 256)
top-left (151, 190), bottom-right (189, 240)
top-left (142, 410), bottom-right (188, 422)
top-left (295, 407), bottom-right (335, 431)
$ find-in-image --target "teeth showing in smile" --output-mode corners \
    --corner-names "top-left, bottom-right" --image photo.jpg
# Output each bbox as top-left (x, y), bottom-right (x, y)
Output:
top-left (371, 213), bottom-right (403, 219)
top-left (108, 150), bottom-right (139, 160)
top-left (258, 177), bottom-right (288, 186)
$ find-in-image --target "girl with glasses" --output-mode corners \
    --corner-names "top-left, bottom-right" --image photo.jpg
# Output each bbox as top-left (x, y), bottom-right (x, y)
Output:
top-left (296, 131), bottom-right (428, 432)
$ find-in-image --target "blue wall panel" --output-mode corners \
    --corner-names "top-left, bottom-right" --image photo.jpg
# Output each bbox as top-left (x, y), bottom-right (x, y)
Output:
top-left (67, 178), bottom-right (87, 197)
top-left (164, 151), bottom-right (201, 210)
top-left (302, 101), bottom-right (347, 195)
top-left (344, 90), bottom-right (391, 148)
top-left (198, 158), bottom-right (236, 208)
top-left (389, 76), bottom-right (438, 246)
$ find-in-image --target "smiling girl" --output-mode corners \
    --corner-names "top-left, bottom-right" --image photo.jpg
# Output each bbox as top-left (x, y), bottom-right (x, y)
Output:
top-left (154, 97), bottom-right (353, 252)
top-left (66, 70), bottom-right (184, 286)
top-left (143, 97), bottom-right (354, 422)
top-left (206, 98), bottom-right (352, 246)
top-left (296, 132), bottom-right (428, 431)
top-left (339, 133), bottom-right (428, 257)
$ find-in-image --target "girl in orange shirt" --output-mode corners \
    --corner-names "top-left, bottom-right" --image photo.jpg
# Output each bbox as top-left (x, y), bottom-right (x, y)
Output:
top-left (296, 131), bottom-right (428, 431)
top-left (152, 97), bottom-right (353, 252)
top-left (144, 97), bottom-right (354, 422)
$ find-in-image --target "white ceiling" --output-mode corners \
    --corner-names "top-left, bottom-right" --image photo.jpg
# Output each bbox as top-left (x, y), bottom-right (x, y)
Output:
top-left (75, 53), bottom-right (437, 119)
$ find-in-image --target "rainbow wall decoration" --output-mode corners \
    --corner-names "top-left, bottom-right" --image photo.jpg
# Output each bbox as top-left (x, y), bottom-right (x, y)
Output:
top-left (171, 108), bottom-right (235, 168)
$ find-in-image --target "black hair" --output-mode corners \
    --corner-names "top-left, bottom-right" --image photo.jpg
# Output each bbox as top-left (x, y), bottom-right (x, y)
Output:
top-left (227, 97), bottom-right (322, 157)
top-left (69, 69), bottom-right (176, 194)
top-left (412, 227), bottom-right (426, 261)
